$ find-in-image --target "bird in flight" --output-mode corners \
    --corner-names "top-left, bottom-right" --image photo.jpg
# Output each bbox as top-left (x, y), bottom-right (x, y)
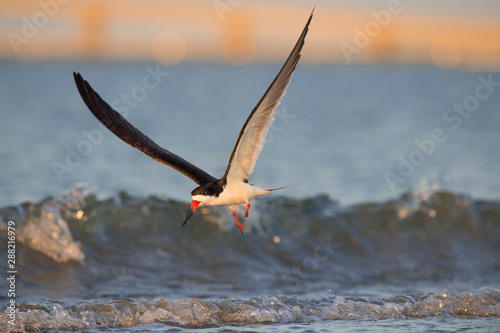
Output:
top-left (74, 9), bottom-right (313, 233)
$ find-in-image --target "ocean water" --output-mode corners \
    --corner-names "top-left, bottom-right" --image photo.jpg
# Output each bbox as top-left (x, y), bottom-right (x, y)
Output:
top-left (0, 61), bottom-right (499, 332)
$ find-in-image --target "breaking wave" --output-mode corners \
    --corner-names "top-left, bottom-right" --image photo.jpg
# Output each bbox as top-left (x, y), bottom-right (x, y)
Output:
top-left (0, 186), bottom-right (499, 331)
top-left (2, 289), bottom-right (499, 331)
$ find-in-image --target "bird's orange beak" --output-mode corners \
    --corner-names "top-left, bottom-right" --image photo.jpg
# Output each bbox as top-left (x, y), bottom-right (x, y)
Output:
top-left (183, 200), bottom-right (201, 226)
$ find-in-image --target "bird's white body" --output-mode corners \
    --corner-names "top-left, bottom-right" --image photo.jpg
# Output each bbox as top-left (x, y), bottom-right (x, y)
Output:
top-left (193, 182), bottom-right (271, 207)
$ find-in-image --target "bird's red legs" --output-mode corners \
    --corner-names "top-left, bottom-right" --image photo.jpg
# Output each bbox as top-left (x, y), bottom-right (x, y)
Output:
top-left (229, 206), bottom-right (244, 234)
top-left (245, 202), bottom-right (251, 217)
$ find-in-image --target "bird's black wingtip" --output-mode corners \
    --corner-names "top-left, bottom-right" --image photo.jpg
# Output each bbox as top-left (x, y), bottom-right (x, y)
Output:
top-left (73, 72), bottom-right (84, 85)
top-left (307, 5), bottom-right (315, 25)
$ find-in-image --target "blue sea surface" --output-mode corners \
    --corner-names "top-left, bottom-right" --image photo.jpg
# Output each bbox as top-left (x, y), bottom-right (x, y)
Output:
top-left (0, 61), bottom-right (499, 332)
top-left (0, 61), bottom-right (499, 207)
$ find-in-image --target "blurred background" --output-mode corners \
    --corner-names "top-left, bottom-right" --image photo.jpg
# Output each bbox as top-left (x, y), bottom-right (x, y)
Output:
top-left (2, 0), bottom-right (500, 69)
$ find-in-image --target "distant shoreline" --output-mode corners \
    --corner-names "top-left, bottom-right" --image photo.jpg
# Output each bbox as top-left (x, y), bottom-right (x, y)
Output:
top-left (2, 1), bottom-right (500, 71)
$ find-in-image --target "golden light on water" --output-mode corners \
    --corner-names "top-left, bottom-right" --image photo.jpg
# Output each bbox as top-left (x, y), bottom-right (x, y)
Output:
top-left (152, 31), bottom-right (187, 65)
top-left (397, 209), bottom-right (409, 219)
top-left (430, 34), bottom-right (463, 69)
top-left (78, 4), bottom-right (107, 58)
top-left (76, 210), bottom-right (84, 220)
top-left (221, 13), bottom-right (256, 66)
top-left (222, 32), bottom-right (256, 66)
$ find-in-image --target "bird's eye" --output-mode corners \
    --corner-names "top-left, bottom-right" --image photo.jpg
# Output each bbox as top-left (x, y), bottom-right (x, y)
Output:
top-left (191, 186), bottom-right (208, 196)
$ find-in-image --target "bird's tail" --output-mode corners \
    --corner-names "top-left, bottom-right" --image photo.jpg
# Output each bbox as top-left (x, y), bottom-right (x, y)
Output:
top-left (254, 185), bottom-right (288, 197)
top-left (265, 186), bottom-right (288, 192)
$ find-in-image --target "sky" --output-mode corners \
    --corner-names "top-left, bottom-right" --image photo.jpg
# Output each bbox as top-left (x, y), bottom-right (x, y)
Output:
top-left (1, 0), bottom-right (499, 69)
top-left (301, 0), bottom-right (500, 18)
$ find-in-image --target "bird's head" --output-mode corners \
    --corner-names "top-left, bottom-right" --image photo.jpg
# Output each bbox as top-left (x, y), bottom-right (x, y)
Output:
top-left (182, 182), bottom-right (223, 226)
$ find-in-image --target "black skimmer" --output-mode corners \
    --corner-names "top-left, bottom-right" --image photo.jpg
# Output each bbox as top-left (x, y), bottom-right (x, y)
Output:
top-left (73, 9), bottom-right (313, 233)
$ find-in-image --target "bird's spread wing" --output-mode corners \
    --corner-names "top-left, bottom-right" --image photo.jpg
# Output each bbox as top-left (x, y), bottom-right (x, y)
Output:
top-left (73, 72), bottom-right (218, 185)
top-left (222, 9), bottom-right (313, 184)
